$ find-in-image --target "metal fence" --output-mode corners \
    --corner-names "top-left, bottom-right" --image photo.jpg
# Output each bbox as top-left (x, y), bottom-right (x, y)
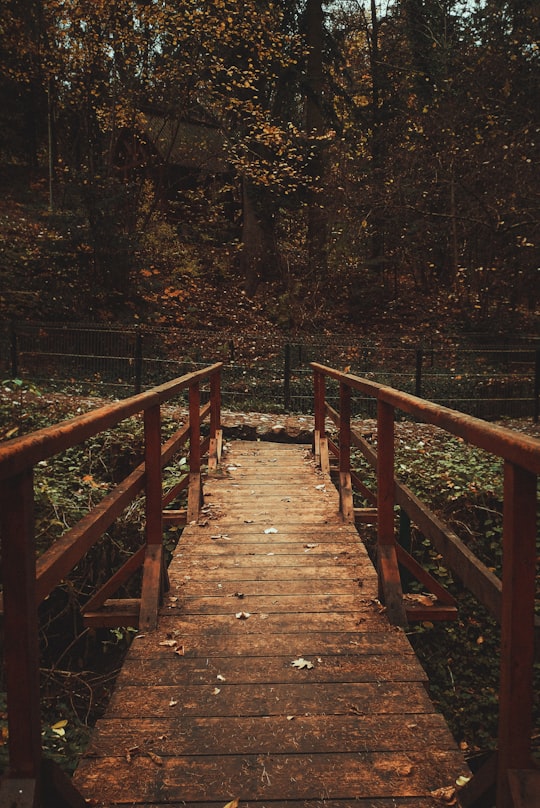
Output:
top-left (1, 321), bottom-right (539, 420)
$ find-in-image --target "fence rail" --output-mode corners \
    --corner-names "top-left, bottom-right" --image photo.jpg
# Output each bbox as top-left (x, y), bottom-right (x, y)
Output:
top-left (311, 361), bottom-right (540, 808)
top-left (0, 362), bottom-right (223, 807)
top-left (1, 321), bottom-right (539, 420)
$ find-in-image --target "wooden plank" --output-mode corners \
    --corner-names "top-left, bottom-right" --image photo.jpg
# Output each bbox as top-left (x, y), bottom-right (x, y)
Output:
top-left (83, 598), bottom-right (140, 629)
top-left (132, 612), bottom-right (395, 636)
top-left (171, 578), bottom-right (372, 596)
top-left (115, 653), bottom-right (428, 687)
top-left (169, 593), bottom-right (373, 614)
top-left (85, 713), bottom-right (455, 756)
top-left (83, 545), bottom-right (146, 615)
top-left (104, 681), bottom-right (436, 718)
top-left (508, 769), bottom-right (540, 808)
top-left (127, 629), bottom-right (417, 659)
top-left (75, 750), bottom-right (468, 803)
top-left (74, 439), bottom-right (468, 808)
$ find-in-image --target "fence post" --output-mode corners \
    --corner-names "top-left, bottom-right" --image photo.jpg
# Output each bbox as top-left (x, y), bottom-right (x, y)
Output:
top-left (139, 403), bottom-right (164, 632)
top-left (10, 321), bottom-right (18, 379)
top-left (0, 470), bottom-right (42, 786)
top-left (208, 368), bottom-right (222, 471)
top-left (415, 349), bottom-right (423, 397)
top-left (187, 381), bottom-right (202, 522)
top-left (534, 348), bottom-right (539, 423)
top-left (496, 461), bottom-right (537, 808)
top-left (376, 398), bottom-right (407, 627)
top-left (284, 343), bottom-right (291, 410)
top-left (134, 329), bottom-right (143, 394)
top-left (339, 381), bottom-right (354, 522)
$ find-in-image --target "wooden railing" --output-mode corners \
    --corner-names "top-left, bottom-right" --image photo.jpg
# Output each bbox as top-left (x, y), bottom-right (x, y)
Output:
top-left (0, 363), bottom-right (223, 807)
top-left (311, 362), bottom-right (540, 808)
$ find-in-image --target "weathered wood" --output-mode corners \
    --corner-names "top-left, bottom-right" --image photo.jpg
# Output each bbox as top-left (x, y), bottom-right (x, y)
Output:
top-left (83, 598), bottom-right (140, 628)
top-left (82, 545), bottom-right (146, 617)
top-left (161, 508), bottom-right (187, 525)
top-left (75, 750), bottom-right (467, 803)
top-left (339, 470), bottom-right (354, 523)
top-left (128, 627), bottom-right (416, 658)
top-left (497, 462), bottom-right (537, 808)
top-left (319, 436), bottom-right (330, 474)
top-left (85, 712), bottom-right (455, 756)
top-left (139, 544), bottom-right (164, 632)
top-left (106, 681), bottom-right (436, 718)
top-left (508, 769), bottom-right (540, 808)
top-left (187, 471), bottom-right (202, 522)
top-left (0, 470), bottom-right (42, 780)
top-left (74, 440), bottom-right (468, 808)
top-left (115, 653), bottom-right (427, 686)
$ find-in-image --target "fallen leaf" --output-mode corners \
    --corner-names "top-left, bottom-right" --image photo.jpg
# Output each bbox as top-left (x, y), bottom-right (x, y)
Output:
top-left (315, 484), bottom-right (326, 491)
top-left (51, 719), bottom-right (67, 736)
top-left (147, 751), bottom-right (163, 766)
top-left (174, 645), bottom-right (185, 656)
top-left (217, 674), bottom-right (226, 682)
top-left (291, 657), bottom-right (314, 669)
top-left (159, 640), bottom-right (178, 647)
top-left (304, 543), bottom-right (318, 549)
top-left (397, 763), bottom-right (414, 776)
top-left (287, 715), bottom-right (295, 720)
top-left (264, 527), bottom-right (278, 534)
top-left (223, 800), bottom-right (239, 808)
top-left (169, 699), bottom-right (178, 707)
top-left (430, 786), bottom-right (457, 804)
top-left (213, 687), bottom-right (221, 695)
top-left (235, 611), bottom-right (251, 619)
top-left (456, 775), bottom-right (471, 787)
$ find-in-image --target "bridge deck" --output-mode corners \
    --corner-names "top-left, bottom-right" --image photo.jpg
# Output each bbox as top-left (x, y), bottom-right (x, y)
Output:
top-left (74, 440), bottom-right (468, 807)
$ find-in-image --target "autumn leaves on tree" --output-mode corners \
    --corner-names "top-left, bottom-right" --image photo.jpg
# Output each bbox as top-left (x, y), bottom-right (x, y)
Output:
top-left (0, 0), bottom-right (537, 325)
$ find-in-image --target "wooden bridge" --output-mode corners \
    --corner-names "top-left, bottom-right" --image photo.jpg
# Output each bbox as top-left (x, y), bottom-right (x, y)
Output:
top-left (0, 362), bottom-right (539, 808)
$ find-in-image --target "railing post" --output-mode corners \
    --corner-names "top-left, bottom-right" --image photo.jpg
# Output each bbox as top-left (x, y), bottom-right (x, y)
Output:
top-left (187, 380), bottom-right (202, 522)
top-left (140, 403), bottom-right (164, 632)
top-left (496, 461), bottom-right (537, 807)
top-left (376, 399), bottom-right (407, 627)
top-left (339, 381), bottom-right (354, 522)
top-left (208, 368), bottom-right (222, 471)
top-left (0, 470), bottom-right (42, 795)
top-left (313, 369), bottom-right (329, 474)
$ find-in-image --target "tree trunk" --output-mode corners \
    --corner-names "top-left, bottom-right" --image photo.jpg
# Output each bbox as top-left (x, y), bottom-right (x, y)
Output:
top-left (305, 0), bottom-right (327, 279)
top-left (241, 178), bottom-right (278, 297)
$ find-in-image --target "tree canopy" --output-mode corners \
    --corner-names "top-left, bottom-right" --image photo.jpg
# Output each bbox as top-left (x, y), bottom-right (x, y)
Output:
top-left (0, 0), bottom-right (538, 330)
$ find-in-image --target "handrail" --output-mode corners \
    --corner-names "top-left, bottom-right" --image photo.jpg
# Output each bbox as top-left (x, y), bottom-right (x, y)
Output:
top-left (0, 362), bottom-right (223, 807)
top-left (311, 362), bottom-right (540, 808)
